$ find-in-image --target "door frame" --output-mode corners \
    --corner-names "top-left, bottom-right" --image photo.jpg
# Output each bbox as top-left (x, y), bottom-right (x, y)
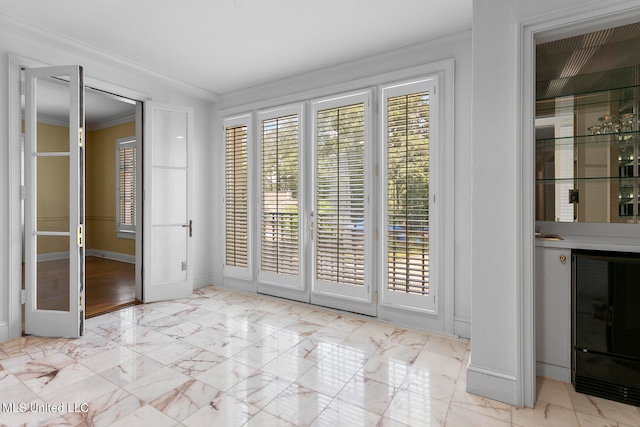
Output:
top-left (6, 53), bottom-right (148, 340)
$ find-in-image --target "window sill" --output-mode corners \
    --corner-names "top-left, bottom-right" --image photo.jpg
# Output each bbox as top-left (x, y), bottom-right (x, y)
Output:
top-left (117, 230), bottom-right (136, 240)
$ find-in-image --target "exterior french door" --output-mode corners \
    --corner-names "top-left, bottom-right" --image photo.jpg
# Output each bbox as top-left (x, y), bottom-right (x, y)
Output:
top-left (310, 91), bottom-right (375, 315)
top-left (24, 65), bottom-right (85, 337)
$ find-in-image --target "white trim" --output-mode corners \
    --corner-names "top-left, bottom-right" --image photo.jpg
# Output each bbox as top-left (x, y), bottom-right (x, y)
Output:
top-left (516, 0), bottom-right (640, 408)
top-left (36, 251), bottom-right (70, 262)
top-left (0, 12), bottom-right (219, 101)
top-left (466, 361), bottom-right (519, 405)
top-left (89, 112), bottom-right (136, 131)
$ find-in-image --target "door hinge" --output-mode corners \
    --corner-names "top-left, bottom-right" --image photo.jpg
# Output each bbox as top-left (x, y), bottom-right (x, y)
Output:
top-left (77, 224), bottom-right (84, 247)
top-left (79, 292), bottom-right (84, 310)
top-left (78, 128), bottom-right (83, 147)
top-left (181, 261), bottom-right (187, 271)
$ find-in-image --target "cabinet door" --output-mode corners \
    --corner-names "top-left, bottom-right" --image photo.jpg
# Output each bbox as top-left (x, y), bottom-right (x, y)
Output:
top-left (535, 246), bottom-right (571, 381)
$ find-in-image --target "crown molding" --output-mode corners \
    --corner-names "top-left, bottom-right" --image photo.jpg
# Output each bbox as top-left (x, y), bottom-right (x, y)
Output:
top-left (87, 112), bottom-right (136, 131)
top-left (0, 12), bottom-right (220, 102)
top-left (219, 29), bottom-right (471, 109)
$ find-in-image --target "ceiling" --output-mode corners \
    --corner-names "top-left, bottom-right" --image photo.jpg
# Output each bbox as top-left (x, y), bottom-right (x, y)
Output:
top-left (1, 0), bottom-right (472, 96)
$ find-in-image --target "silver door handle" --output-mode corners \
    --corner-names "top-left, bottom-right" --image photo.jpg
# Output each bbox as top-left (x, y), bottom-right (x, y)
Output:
top-left (182, 220), bottom-right (192, 237)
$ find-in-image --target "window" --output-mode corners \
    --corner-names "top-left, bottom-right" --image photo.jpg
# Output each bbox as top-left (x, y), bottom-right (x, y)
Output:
top-left (260, 108), bottom-right (301, 283)
top-left (116, 136), bottom-right (136, 238)
top-left (225, 119), bottom-right (250, 270)
top-left (382, 79), bottom-right (436, 311)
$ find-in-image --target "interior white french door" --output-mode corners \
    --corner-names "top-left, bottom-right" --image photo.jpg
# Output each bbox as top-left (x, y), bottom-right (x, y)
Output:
top-left (143, 102), bottom-right (194, 302)
top-left (24, 65), bottom-right (85, 337)
top-left (310, 91), bottom-right (375, 316)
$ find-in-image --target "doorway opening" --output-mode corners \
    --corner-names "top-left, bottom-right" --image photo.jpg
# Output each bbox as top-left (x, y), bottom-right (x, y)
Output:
top-left (20, 68), bottom-right (142, 329)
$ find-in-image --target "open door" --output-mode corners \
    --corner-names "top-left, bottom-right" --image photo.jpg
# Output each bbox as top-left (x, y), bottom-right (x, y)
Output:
top-left (143, 102), bottom-right (194, 302)
top-left (24, 65), bottom-right (85, 338)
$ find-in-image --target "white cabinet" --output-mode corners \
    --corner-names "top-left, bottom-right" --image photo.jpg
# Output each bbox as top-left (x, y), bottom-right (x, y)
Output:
top-left (535, 246), bottom-right (571, 382)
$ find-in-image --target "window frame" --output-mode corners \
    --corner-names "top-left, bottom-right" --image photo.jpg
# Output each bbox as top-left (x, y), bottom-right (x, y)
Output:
top-left (115, 135), bottom-right (137, 240)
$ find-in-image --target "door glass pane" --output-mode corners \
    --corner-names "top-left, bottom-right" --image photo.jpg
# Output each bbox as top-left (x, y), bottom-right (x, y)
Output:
top-left (35, 75), bottom-right (71, 153)
top-left (387, 91), bottom-right (430, 296)
top-left (36, 155), bottom-right (70, 232)
top-left (261, 114), bottom-right (299, 276)
top-left (36, 235), bottom-right (70, 311)
top-left (316, 103), bottom-right (365, 287)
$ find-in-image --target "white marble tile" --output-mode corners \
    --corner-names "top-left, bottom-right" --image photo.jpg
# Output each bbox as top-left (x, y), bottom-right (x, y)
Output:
top-left (422, 335), bottom-right (468, 361)
top-left (575, 411), bottom-right (619, 427)
top-left (536, 376), bottom-right (574, 410)
top-left (360, 355), bottom-right (411, 388)
top-left (195, 358), bottom-right (257, 392)
top-left (231, 342), bottom-right (282, 369)
top-left (353, 321), bottom-right (398, 343)
top-left (341, 332), bottom-right (386, 356)
top-left (117, 325), bottom-right (176, 354)
top-left (43, 373), bottom-right (119, 408)
top-left (243, 409), bottom-right (296, 426)
top-left (0, 369), bottom-right (39, 403)
top-left (310, 398), bottom-right (382, 427)
top-left (151, 378), bottom-right (221, 422)
top-left (400, 365), bottom-right (457, 402)
top-left (297, 361), bottom-right (357, 397)
top-left (109, 404), bottom-right (178, 427)
top-left (169, 348), bottom-right (226, 377)
top-left (260, 350), bottom-right (318, 382)
top-left (446, 403), bottom-right (511, 427)
top-left (337, 373), bottom-right (397, 415)
top-left (62, 387), bottom-right (143, 427)
top-left (286, 338), bottom-right (338, 362)
top-left (123, 365), bottom-right (191, 403)
top-left (375, 341), bottom-right (422, 365)
top-left (182, 392), bottom-right (260, 427)
top-left (512, 401), bottom-right (580, 427)
top-left (255, 313), bottom-right (297, 330)
top-left (233, 322), bottom-right (279, 342)
top-left (228, 370), bottom-right (292, 409)
top-left (384, 388), bottom-right (450, 427)
top-left (263, 383), bottom-right (332, 427)
top-left (146, 341), bottom-right (203, 365)
top-left (412, 349), bottom-right (463, 379)
top-left (12, 352), bottom-right (96, 396)
top-left (77, 345), bottom-right (137, 373)
top-left (179, 325), bottom-right (229, 348)
top-left (566, 383), bottom-right (640, 426)
top-left (206, 334), bottom-right (254, 358)
top-left (98, 354), bottom-right (164, 386)
top-left (258, 330), bottom-right (306, 353)
top-left (450, 380), bottom-right (512, 423)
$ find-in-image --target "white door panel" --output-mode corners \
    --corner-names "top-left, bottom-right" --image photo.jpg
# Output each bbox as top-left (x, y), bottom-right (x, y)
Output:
top-left (143, 102), bottom-right (193, 302)
top-left (24, 65), bottom-right (85, 338)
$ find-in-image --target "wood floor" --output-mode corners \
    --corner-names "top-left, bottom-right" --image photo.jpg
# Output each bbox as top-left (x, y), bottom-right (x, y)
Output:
top-left (28, 256), bottom-right (137, 320)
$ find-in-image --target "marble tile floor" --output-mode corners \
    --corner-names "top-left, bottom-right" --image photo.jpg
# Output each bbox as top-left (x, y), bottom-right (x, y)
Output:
top-left (0, 285), bottom-right (638, 426)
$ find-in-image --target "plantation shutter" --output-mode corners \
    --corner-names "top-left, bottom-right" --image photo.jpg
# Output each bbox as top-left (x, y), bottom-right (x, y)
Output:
top-left (117, 139), bottom-right (136, 232)
top-left (316, 103), bottom-right (365, 287)
top-left (261, 114), bottom-right (299, 276)
top-left (387, 91), bottom-right (430, 296)
top-left (225, 125), bottom-right (248, 268)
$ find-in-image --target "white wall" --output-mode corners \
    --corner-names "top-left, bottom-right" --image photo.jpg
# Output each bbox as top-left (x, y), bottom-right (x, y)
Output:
top-left (213, 32), bottom-right (473, 338)
top-left (469, 0), bottom-right (640, 407)
top-left (0, 15), bottom-right (215, 341)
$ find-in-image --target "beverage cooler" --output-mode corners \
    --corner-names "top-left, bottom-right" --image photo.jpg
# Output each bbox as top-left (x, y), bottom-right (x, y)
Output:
top-left (572, 250), bottom-right (640, 406)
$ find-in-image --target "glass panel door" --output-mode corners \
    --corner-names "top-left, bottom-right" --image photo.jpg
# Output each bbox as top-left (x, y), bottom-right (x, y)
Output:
top-left (311, 92), bottom-right (374, 315)
top-left (24, 65), bottom-right (85, 337)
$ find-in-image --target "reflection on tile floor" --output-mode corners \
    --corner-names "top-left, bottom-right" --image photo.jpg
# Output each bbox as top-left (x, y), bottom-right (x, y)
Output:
top-left (1, 286), bottom-right (639, 426)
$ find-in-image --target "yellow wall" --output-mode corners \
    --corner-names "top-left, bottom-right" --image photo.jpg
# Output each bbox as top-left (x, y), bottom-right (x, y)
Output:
top-left (34, 120), bottom-right (136, 256)
top-left (86, 121), bottom-right (136, 256)
top-left (36, 122), bottom-right (71, 254)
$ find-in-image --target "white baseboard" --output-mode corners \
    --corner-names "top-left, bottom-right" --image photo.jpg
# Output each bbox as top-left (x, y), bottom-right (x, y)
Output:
top-left (194, 275), bottom-right (212, 289)
top-left (466, 362), bottom-right (519, 406)
top-left (0, 322), bottom-right (9, 343)
top-left (86, 249), bottom-right (135, 264)
top-left (454, 318), bottom-right (471, 339)
top-left (37, 251), bottom-right (70, 262)
top-left (536, 362), bottom-right (571, 383)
